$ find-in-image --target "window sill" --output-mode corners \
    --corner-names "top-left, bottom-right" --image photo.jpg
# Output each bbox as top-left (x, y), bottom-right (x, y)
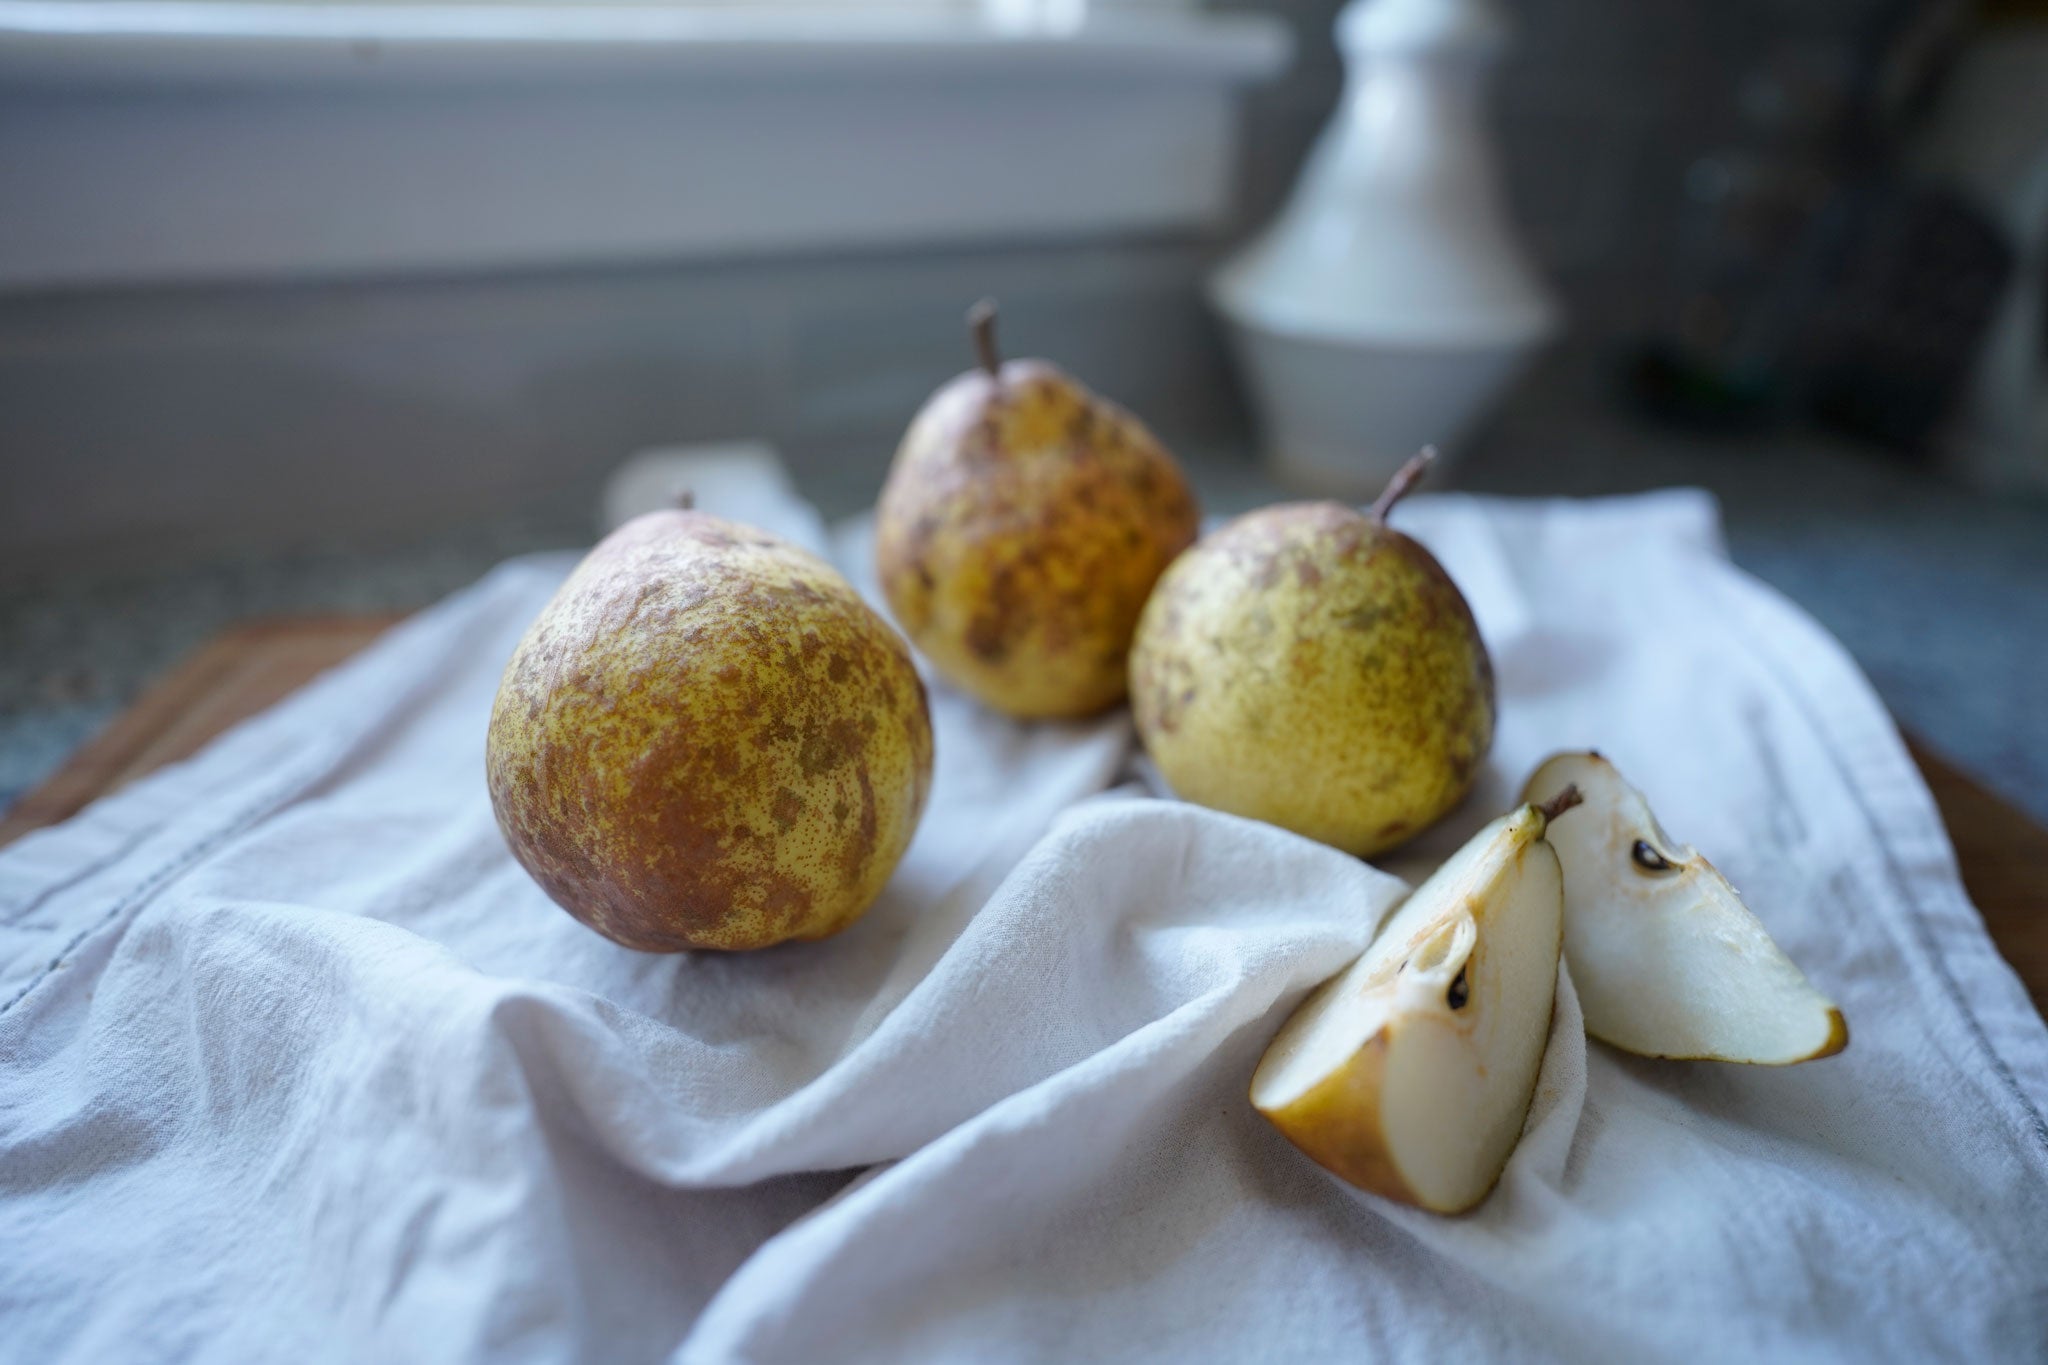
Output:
top-left (0, 4), bottom-right (1290, 290)
top-left (0, 3), bottom-right (1288, 87)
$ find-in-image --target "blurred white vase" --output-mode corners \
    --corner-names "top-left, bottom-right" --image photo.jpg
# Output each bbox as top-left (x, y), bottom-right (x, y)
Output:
top-left (1211, 0), bottom-right (1558, 498)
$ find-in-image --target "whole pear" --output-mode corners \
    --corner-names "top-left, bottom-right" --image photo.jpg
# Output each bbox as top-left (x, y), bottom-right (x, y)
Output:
top-left (1130, 450), bottom-right (1493, 857)
top-left (486, 508), bottom-right (933, 952)
top-left (876, 300), bottom-right (1200, 720)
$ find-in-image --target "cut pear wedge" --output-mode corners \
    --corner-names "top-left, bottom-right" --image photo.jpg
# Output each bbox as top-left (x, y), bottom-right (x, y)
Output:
top-left (1251, 792), bottom-right (1577, 1213)
top-left (1521, 751), bottom-right (1847, 1065)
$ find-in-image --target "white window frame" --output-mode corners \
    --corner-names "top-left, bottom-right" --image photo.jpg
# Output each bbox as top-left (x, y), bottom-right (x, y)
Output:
top-left (0, 2), bottom-right (1289, 290)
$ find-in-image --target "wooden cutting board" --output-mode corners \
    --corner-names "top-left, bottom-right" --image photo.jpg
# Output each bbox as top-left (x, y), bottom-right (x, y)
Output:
top-left (4, 615), bottom-right (2044, 1010)
top-left (0, 616), bottom-right (405, 846)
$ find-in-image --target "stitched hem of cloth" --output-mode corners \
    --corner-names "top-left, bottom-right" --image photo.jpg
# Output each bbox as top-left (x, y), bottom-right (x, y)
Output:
top-left (0, 564), bottom-right (542, 1018)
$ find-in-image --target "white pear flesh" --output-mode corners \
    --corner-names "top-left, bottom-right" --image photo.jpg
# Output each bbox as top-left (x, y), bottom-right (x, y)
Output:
top-left (1521, 751), bottom-right (1847, 1065)
top-left (1251, 804), bottom-right (1566, 1213)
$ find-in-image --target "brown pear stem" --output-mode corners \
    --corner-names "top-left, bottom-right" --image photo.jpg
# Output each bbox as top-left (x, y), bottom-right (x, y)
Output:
top-left (1537, 784), bottom-right (1584, 825)
top-left (675, 489), bottom-right (696, 511)
top-left (968, 298), bottom-right (1001, 378)
top-left (1368, 446), bottom-right (1438, 524)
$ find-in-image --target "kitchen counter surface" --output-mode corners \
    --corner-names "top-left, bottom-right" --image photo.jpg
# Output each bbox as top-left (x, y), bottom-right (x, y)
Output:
top-left (7, 388), bottom-right (2047, 826)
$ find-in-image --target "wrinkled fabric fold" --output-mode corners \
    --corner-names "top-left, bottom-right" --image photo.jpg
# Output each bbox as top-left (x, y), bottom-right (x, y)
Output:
top-left (3, 483), bottom-right (2043, 1364)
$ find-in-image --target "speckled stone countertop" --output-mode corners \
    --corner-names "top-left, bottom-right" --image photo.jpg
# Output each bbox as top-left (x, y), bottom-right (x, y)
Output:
top-left (6, 393), bottom-right (2046, 826)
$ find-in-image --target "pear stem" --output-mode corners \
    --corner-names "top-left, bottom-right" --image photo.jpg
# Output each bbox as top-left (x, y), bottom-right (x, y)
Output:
top-left (1368, 446), bottom-right (1438, 524)
top-left (1537, 784), bottom-right (1584, 825)
top-left (968, 298), bottom-right (1002, 378)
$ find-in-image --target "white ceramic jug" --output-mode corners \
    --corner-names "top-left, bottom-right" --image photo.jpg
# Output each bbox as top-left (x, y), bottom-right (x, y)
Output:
top-left (1211, 0), bottom-right (1558, 497)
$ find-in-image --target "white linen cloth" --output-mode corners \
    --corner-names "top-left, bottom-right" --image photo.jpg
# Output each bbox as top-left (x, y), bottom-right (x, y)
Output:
top-left (3, 475), bottom-right (2044, 1364)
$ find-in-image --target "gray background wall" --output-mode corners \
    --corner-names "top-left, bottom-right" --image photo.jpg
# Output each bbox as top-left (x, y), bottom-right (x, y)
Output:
top-left (0, 0), bottom-right (1926, 576)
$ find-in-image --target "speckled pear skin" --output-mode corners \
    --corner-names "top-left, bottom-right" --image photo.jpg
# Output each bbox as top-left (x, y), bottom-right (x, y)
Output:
top-left (486, 510), bottom-right (934, 952)
top-left (1130, 501), bottom-right (1494, 858)
top-left (875, 359), bottom-right (1200, 720)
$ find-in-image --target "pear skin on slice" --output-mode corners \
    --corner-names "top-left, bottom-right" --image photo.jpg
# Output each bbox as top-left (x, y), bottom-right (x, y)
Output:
top-left (1521, 751), bottom-right (1847, 1065)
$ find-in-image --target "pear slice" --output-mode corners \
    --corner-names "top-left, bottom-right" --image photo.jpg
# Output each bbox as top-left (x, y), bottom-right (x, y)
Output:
top-left (1521, 752), bottom-right (1847, 1065)
top-left (1250, 792), bottom-right (1577, 1213)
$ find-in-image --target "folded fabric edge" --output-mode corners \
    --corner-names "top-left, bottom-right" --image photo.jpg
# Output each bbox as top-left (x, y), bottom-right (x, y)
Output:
top-left (0, 555), bottom-right (577, 1016)
top-left (1709, 560), bottom-right (2048, 1145)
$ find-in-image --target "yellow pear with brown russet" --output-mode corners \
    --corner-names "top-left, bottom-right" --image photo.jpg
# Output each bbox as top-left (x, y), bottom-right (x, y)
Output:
top-left (876, 300), bottom-right (1200, 720)
top-left (1131, 449), bottom-right (1493, 857)
top-left (487, 508), bottom-right (933, 952)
